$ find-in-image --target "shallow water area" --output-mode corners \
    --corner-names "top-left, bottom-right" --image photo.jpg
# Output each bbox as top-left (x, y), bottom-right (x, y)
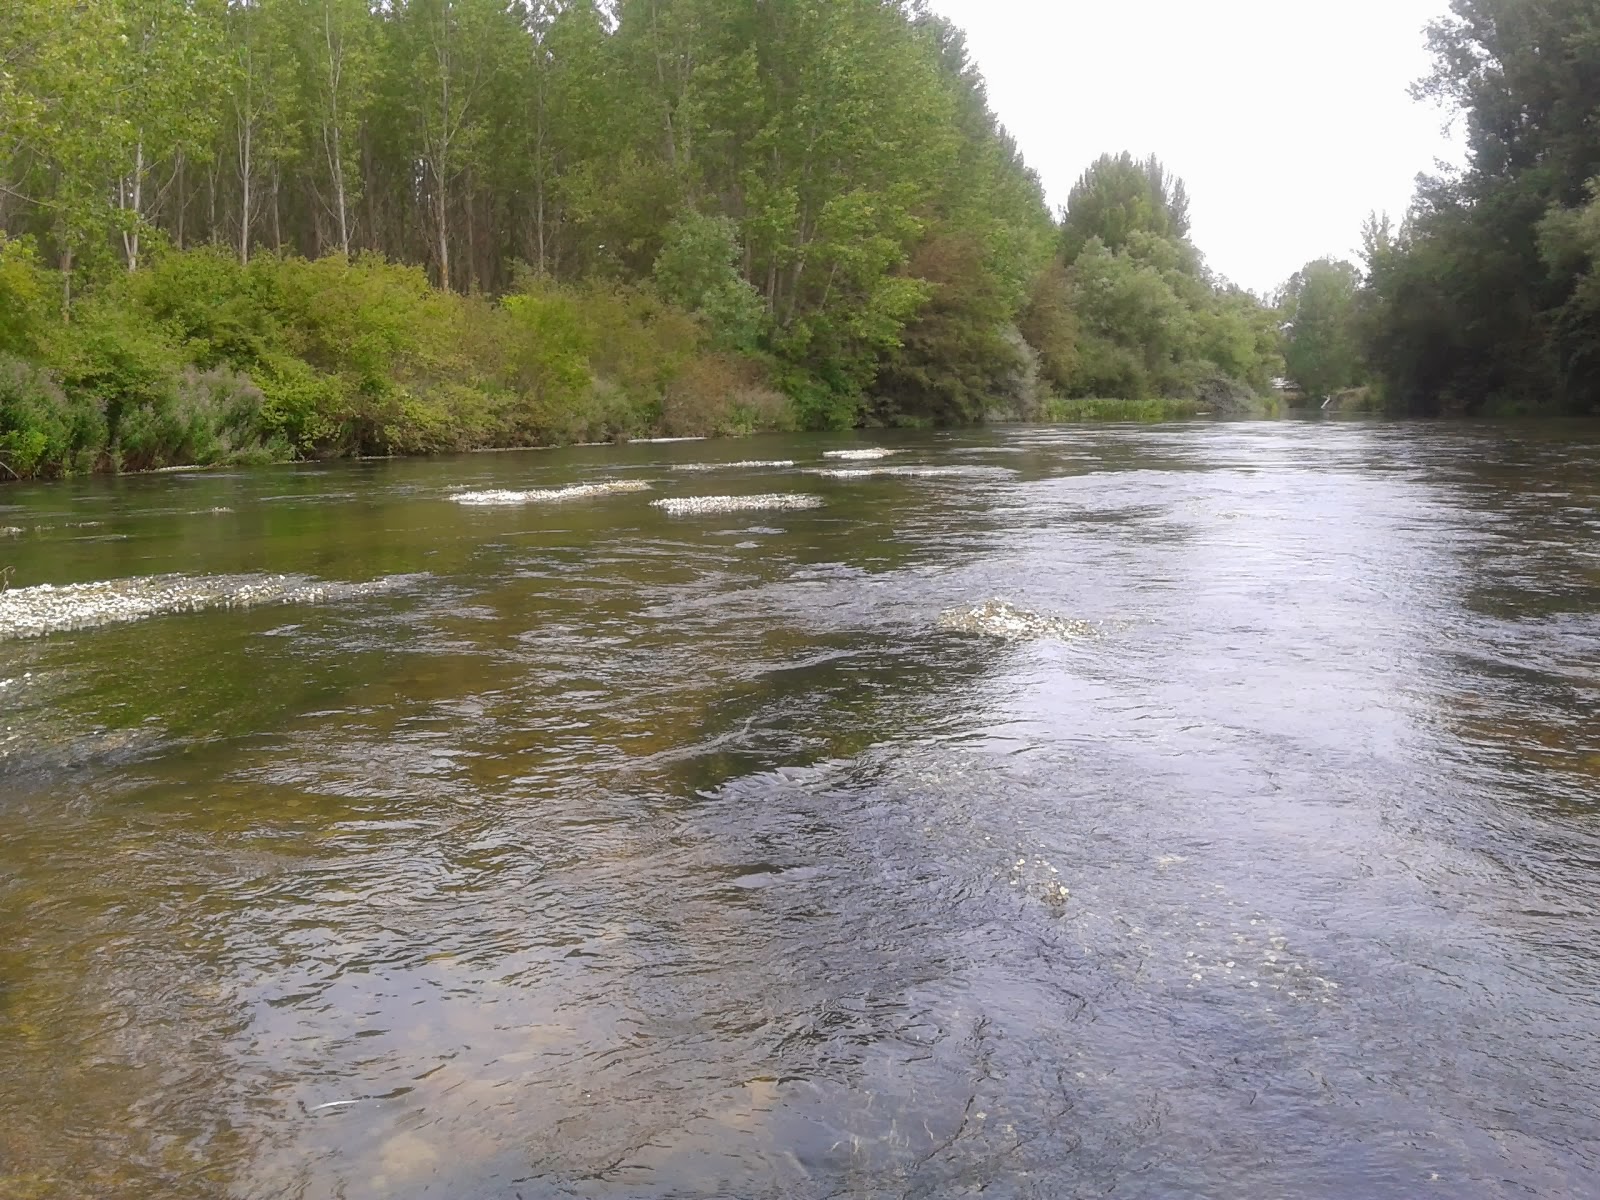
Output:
top-left (2, 422), bottom-right (1599, 1199)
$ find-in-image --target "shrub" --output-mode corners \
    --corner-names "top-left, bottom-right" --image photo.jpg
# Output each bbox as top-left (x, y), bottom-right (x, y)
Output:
top-left (0, 237), bottom-right (54, 358)
top-left (123, 246), bottom-right (271, 370)
top-left (0, 355), bottom-right (105, 478)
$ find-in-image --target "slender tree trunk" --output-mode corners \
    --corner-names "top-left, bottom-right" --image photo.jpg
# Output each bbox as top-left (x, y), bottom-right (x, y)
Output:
top-left (59, 248), bottom-right (73, 321)
top-left (239, 113), bottom-right (253, 264)
top-left (122, 139), bottom-right (145, 271)
top-left (176, 153), bottom-right (186, 249)
top-left (536, 183), bottom-right (546, 279)
top-left (271, 165), bottom-right (282, 251)
top-left (435, 170), bottom-right (451, 292)
top-left (207, 164), bottom-right (218, 244)
top-left (649, 0), bottom-right (679, 172)
top-left (323, 3), bottom-right (351, 258)
top-left (464, 172), bottom-right (479, 293)
top-left (331, 126), bottom-right (350, 256)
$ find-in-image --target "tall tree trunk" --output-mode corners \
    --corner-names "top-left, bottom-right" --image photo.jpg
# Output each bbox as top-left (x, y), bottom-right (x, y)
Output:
top-left (59, 248), bottom-right (73, 321)
top-left (121, 139), bottom-right (145, 271)
top-left (536, 182), bottom-right (546, 279)
top-left (323, 2), bottom-right (352, 258)
top-left (207, 164), bottom-right (218, 245)
top-left (239, 110), bottom-right (254, 264)
top-left (649, 0), bottom-right (679, 173)
top-left (175, 153), bottom-right (186, 249)
top-left (464, 172), bottom-right (478, 293)
top-left (271, 164), bottom-right (282, 251)
top-left (435, 168), bottom-right (451, 292)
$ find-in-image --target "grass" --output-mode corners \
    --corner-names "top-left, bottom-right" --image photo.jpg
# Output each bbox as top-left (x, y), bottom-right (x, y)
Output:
top-left (1041, 396), bottom-right (1203, 422)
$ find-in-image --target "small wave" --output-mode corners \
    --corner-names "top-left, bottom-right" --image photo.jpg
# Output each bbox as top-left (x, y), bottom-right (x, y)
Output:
top-left (937, 599), bottom-right (1097, 642)
top-left (0, 572), bottom-right (425, 641)
top-left (673, 461), bottom-right (796, 472)
top-left (651, 494), bottom-right (824, 516)
top-left (1, 526), bottom-right (22, 538)
top-left (452, 481), bottom-right (651, 507)
top-left (822, 448), bottom-right (898, 461)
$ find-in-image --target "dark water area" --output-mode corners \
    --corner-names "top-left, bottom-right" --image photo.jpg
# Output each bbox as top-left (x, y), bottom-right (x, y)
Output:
top-left (2, 421), bottom-right (1598, 1198)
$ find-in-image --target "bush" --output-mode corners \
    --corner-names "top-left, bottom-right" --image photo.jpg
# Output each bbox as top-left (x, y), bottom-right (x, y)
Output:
top-left (660, 352), bottom-right (794, 436)
top-left (0, 237), bottom-right (54, 358)
top-left (0, 355), bottom-right (105, 478)
top-left (124, 246), bottom-right (271, 371)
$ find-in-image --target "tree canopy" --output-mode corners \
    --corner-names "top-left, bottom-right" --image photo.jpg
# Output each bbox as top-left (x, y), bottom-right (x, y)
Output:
top-left (1358, 0), bottom-right (1600, 415)
top-left (0, 2), bottom-right (1287, 478)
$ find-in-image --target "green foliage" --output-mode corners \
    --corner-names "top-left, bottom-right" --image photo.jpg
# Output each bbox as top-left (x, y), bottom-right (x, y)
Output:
top-left (1061, 153), bottom-right (1192, 263)
top-left (0, 355), bottom-right (104, 478)
top-left (874, 234), bottom-right (1023, 425)
top-left (1066, 238), bottom-right (1197, 400)
top-left (1280, 259), bottom-right (1365, 399)
top-left (0, 238), bottom-right (53, 356)
top-left (1018, 264), bottom-right (1078, 392)
top-left (653, 212), bottom-right (768, 352)
top-left (2, 0), bottom-right (1299, 470)
top-left (1357, 0), bottom-right (1600, 414)
top-left (1042, 396), bottom-right (1201, 423)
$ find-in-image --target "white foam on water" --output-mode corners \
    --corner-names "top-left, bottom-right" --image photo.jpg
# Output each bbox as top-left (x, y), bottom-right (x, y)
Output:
top-left (673, 461), bottom-right (796, 472)
top-left (451, 480), bottom-right (651, 507)
top-left (0, 573), bottom-right (425, 641)
top-left (807, 465), bottom-right (997, 479)
top-left (633, 436), bottom-right (707, 444)
top-left (822, 448), bottom-right (898, 461)
top-left (1, 526), bottom-right (22, 537)
top-left (651, 494), bottom-right (825, 516)
top-left (937, 599), bottom-right (1098, 643)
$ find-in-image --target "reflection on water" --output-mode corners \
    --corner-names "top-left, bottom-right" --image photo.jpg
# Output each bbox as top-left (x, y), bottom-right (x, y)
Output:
top-left (2, 423), bottom-right (1599, 1198)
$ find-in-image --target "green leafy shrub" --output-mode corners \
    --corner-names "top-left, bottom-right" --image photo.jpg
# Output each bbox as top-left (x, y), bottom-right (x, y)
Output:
top-left (123, 245), bottom-right (272, 371)
top-left (0, 237), bottom-right (54, 358)
top-left (0, 355), bottom-right (104, 478)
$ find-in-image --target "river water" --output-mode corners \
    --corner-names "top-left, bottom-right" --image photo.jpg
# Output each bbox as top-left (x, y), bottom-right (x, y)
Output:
top-left (1, 422), bottom-right (1598, 1198)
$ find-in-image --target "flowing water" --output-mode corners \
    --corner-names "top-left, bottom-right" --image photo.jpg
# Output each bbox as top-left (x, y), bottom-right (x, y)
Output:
top-left (1, 422), bottom-right (1598, 1199)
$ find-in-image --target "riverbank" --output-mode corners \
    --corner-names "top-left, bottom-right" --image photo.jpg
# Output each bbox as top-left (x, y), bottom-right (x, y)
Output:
top-left (0, 244), bottom-right (1286, 484)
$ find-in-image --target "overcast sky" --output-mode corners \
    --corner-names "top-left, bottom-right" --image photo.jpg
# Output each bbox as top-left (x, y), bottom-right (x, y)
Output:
top-left (928, 0), bottom-right (1465, 295)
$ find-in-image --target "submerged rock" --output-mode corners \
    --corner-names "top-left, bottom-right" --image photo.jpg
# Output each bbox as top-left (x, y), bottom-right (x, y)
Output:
top-left (651, 494), bottom-right (824, 516)
top-left (451, 480), bottom-right (651, 506)
top-left (0, 572), bottom-right (424, 641)
top-left (937, 599), bottom-right (1097, 642)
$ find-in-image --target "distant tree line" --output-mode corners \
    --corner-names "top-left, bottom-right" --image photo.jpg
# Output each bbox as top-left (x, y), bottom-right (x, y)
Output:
top-left (0, 0), bottom-right (1288, 479)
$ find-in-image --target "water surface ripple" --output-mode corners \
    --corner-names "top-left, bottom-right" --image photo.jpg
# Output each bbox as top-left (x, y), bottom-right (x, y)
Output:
top-left (2, 423), bottom-right (1598, 1198)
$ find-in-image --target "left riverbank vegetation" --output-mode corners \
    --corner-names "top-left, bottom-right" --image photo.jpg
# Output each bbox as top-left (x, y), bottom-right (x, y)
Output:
top-left (0, 0), bottom-right (1287, 480)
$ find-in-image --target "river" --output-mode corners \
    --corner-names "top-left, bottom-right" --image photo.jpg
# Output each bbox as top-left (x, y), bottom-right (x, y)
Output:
top-left (1, 421), bottom-right (1597, 1198)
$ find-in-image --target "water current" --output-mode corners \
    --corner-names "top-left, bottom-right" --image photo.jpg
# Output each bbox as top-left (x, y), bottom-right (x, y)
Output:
top-left (1, 421), bottom-right (1597, 1198)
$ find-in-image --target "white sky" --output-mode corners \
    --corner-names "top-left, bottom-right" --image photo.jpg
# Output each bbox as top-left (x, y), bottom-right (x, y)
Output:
top-left (929, 0), bottom-right (1465, 294)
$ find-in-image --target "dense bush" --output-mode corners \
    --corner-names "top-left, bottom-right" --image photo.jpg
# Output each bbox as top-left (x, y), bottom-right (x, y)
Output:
top-left (0, 244), bottom-right (804, 479)
top-left (0, 355), bottom-right (104, 478)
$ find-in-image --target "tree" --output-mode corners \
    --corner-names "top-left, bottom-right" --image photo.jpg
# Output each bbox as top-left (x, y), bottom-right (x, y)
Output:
top-left (1280, 258), bottom-right (1364, 398)
top-left (109, 0), bottom-right (225, 272)
top-left (1060, 152), bottom-right (1191, 263)
top-left (1359, 0), bottom-right (1600, 414)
